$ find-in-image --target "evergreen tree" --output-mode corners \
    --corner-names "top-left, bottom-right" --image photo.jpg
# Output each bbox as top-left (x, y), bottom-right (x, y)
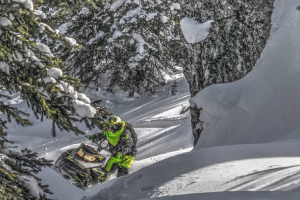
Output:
top-left (45, 0), bottom-right (182, 94)
top-left (180, 0), bottom-right (275, 146)
top-left (0, 0), bottom-right (110, 198)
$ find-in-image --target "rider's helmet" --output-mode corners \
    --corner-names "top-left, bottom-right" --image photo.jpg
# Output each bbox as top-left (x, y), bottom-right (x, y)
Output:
top-left (107, 116), bottom-right (123, 132)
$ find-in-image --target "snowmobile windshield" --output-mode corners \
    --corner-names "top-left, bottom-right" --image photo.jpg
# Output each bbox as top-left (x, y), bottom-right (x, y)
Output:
top-left (104, 121), bottom-right (126, 146)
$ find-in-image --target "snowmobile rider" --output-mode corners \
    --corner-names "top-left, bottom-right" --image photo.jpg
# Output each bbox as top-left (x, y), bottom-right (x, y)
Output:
top-left (101, 116), bottom-right (137, 177)
top-left (103, 116), bottom-right (137, 177)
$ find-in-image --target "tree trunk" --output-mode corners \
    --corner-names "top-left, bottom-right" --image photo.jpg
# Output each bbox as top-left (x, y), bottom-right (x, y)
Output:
top-left (180, 0), bottom-right (275, 146)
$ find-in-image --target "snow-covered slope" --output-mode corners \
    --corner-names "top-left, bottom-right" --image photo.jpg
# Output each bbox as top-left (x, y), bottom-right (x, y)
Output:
top-left (190, 0), bottom-right (300, 149)
top-left (3, 67), bottom-right (192, 199)
top-left (85, 139), bottom-right (300, 200)
top-left (84, 0), bottom-right (300, 200)
top-left (4, 0), bottom-right (300, 199)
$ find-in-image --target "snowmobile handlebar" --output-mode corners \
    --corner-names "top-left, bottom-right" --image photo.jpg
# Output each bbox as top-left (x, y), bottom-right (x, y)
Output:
top-left (86, 133), bottom-right (109, 151)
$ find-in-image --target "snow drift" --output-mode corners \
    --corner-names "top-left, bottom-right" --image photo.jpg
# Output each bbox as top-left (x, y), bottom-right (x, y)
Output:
top-left (190, 0), bottom-right (300, 149)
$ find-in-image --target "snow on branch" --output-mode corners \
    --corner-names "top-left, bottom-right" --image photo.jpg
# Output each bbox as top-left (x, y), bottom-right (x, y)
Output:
top-left (72, 100), bottom-right (96, 118)
top-left (180, 17), bottom-right (214, 44)
top-left (12, 0), bottom-right (33, 11)
top-left (0, 61), bottom-right (10, 75)
top-left (0, 17), bottom-right (12, 26)
top-left (110, 0), bottom-right (126, 12)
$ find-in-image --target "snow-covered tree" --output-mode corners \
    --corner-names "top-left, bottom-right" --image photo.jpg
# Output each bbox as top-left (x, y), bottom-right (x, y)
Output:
top-left (0, 0), bottom-right (110, 198)
top-left (45, 0), bottom-right (182, 94)
top-left (180, 0), bottom-right (275, 145)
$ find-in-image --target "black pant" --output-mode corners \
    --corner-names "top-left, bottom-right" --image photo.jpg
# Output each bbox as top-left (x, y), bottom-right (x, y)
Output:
top-left (111, 164), bottom-right (129, 177)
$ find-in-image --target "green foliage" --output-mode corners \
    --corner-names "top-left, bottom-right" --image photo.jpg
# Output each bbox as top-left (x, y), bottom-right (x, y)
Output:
top-left (0, 0), bottom-right (111, 198)
top-left (0, 149), bottom-right (53, 200)
top-left (46, 0), bottom-right (182, 94)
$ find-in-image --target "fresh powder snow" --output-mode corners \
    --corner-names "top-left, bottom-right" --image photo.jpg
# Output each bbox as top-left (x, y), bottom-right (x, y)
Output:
top-left (4, 0), bottom-right (300, 200)
top-left (190, 0), bottom-right (300, 149)
top-left (82, 0), bottom-right (300, 199)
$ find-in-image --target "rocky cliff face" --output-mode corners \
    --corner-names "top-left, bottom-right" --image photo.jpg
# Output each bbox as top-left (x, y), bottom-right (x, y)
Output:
top-left (180, 0), bottom-right (275, 145)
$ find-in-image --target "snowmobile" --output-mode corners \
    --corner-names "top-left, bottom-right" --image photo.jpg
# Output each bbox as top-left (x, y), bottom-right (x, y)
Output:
top-left (54, 133), bottom-right (112, 189)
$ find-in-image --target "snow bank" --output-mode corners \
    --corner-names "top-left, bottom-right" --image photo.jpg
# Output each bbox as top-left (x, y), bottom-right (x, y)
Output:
top-left (85, 139), bottom-right (300, 200)
top-left (180, 18), bottom-right (214, 44)
top-left (190, 0), bottom-right (300, 149)
top-left (72, 100), bottom-right (96, 118)
top-left (38, 167), bottom-right (89, 200)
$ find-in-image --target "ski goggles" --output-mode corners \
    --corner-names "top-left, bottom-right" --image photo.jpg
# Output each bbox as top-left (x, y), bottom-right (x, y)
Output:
top-left (109, 124), bottom-right (121, 132)
top-left (107, 116), bottom-right (122, 125)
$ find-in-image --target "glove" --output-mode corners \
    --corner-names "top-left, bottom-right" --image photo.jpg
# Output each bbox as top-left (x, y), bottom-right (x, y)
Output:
top-left (86, 134), bottom-right (96, 141)
top-left (105, 152), bottom-right (122, 171)
top-left (86, 133), bottom-right (104, 142)
top-left (116, 152), bottom-right (122, 159)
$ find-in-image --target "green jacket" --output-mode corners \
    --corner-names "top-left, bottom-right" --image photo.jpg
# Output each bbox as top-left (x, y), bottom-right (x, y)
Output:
top-left (104, 122), bottom-right (137, 156)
